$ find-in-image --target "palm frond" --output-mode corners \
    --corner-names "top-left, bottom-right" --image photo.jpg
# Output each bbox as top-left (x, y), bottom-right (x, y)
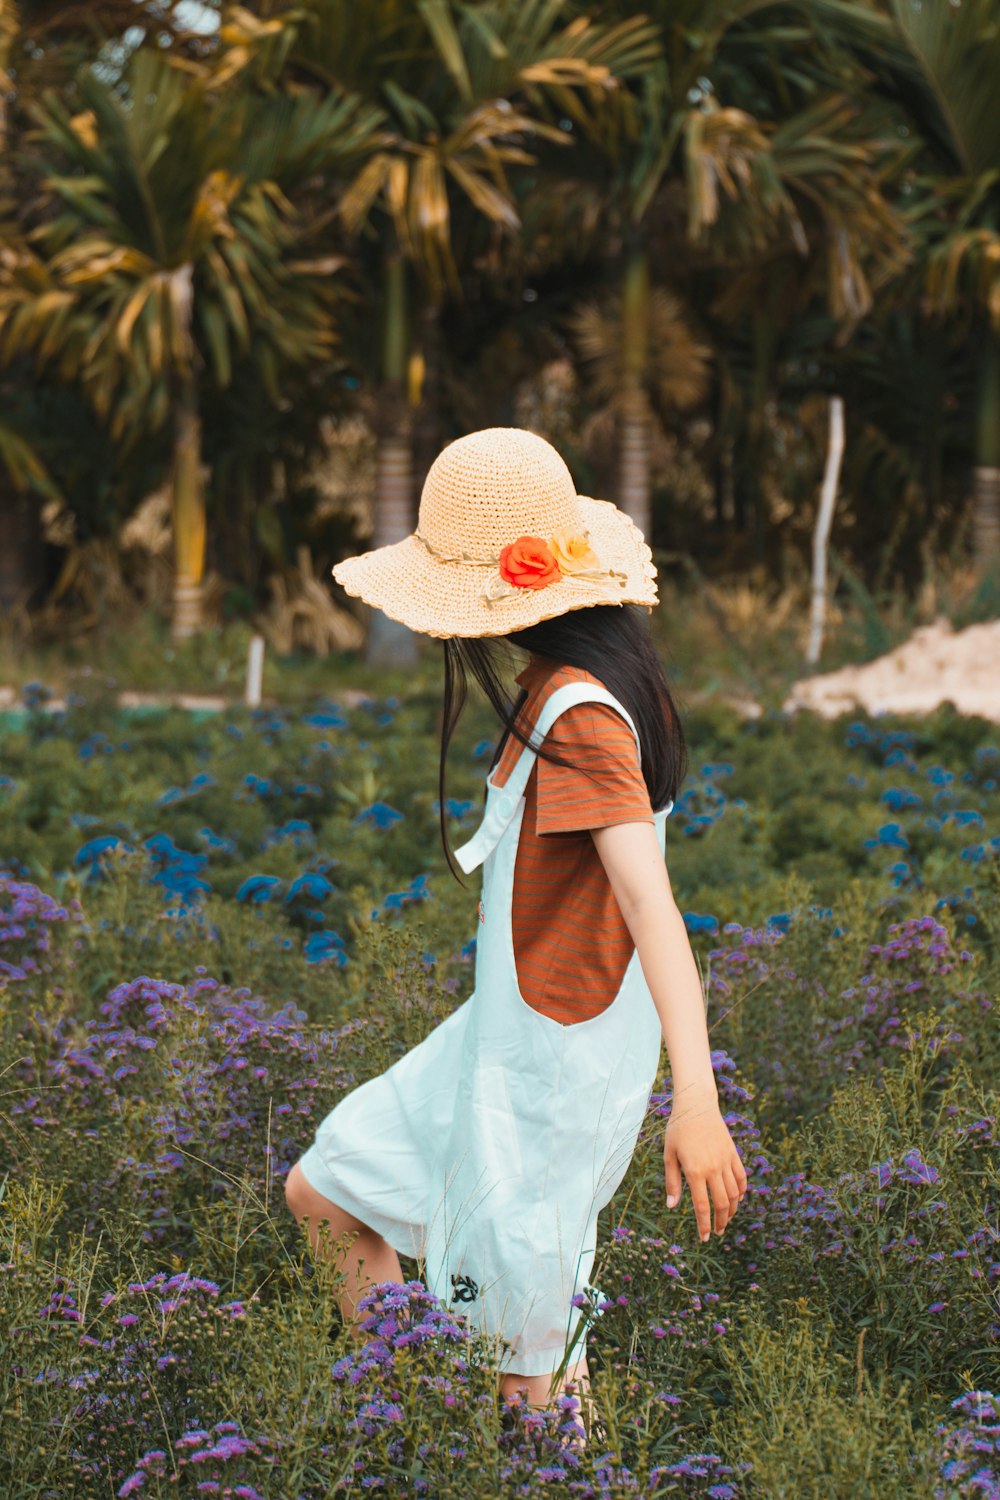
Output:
top-left (0, 421), bottom-right (60, 497)
top-left (569, 287), bottom-right (712, 412)
top-left (890, 0), bottom-right (1000, 178)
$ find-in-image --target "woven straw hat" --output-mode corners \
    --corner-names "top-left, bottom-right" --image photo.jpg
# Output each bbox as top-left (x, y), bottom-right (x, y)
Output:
top-left (332, 427), bottom-right (658, 639)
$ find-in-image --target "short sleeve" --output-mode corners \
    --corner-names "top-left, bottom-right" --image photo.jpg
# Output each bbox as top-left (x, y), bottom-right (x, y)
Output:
top-left (533, 702), bottom-right (654, 834)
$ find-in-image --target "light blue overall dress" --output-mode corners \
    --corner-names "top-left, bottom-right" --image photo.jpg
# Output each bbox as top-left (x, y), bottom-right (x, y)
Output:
top-left (298, 680), bottom-right (672, 1376)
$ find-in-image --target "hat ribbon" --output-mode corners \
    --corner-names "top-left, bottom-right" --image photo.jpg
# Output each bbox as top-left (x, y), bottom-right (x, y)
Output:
top-left (412, 529), bottom-right (629, 605)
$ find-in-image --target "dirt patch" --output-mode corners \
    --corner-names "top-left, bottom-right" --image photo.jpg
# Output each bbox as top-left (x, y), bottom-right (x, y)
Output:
top-left (783, 616), bottom-right (1000, 723)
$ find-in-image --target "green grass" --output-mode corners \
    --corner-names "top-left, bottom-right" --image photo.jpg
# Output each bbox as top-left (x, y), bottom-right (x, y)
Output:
top-left (1, 584), bottom-right (998, 1497)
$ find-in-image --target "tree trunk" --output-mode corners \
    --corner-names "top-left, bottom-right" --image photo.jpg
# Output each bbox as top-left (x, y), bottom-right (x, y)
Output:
top-left (366, 254), bottom-right (419, 669)
top-left (746, 294), bottom-right (776, 564)
top-left (617, 246), bottom-right (652, 542)
top-left (171, 372), bottom-right (207, 641)
top-left (411, 302), bottom-right (442, 507)
top-left (617, 384), bottom-right (652, 542)
top-left (971, 330), bottom-right (1000, 567)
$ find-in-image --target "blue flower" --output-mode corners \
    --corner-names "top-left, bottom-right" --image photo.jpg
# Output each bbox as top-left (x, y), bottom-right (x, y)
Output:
top-left (879, 729), bottom-right (916, 755)
top-left (235, 875), bottom-right (284, 903)
top-left (863, 822), bottom-right (910, 851)
top-left (153, 868), bottom-right (211, 902)
top-left (844, 720), bottom-right (873, 748)
top-left (683, 912), bottom-right (719, 934)
top-left (353, 801), bottom-right (403, 829)
top-left (197, 827), bottom-right (237, 856)
top-left (285, 872), bottom-right (336, 903)
top-left (157, 786), bottom-right (188, 807)
top-left (303, 706), bottom-right (348, 729)
top-left (21, 680), bottom-right (53, 710)
top-left (432, 798), bottom-right (475, 821)
top-left (74, 835), bottom-right (131, 870)
top-left (78, 733), bottom-right (113, 762)
top-left (156, 771), bottom-right (216, 807)
top-left (143, 833), bottom-right (206, 872)
top-left (304, 931), bottom-right (347, 966)
top-left (262, 819), bottom-right (316, 850)
top-left (682, 814), bottom-right (716, 838)
top-left (242, 773), bottom-right (277, 798)
top-left (381, 873), bottom-right (430, 912)
top-left (881, 787), bottom-right (922, 812)
top-left (946, 809), bottom-right (985, 828)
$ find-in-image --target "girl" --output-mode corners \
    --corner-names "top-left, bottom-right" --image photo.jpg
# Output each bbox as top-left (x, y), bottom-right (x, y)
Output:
top-left (285, 427), bottom-right (747, 1438)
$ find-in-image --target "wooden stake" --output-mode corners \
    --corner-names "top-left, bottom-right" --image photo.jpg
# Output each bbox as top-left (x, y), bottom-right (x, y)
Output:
top-left (246, 633), bottom-right (265, 708)
top-left (807, 396), bottom-right (845, 666)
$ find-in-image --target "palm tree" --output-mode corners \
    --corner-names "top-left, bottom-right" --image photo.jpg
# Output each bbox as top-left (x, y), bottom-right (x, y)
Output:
top-left (523, 0), bottom-right (909, 548)
top-left (569, 275), bottom-right (712, 540)
top-left (883, 0), bottom-right (1000, 568)
top-left (220, 0), bottom-right (661, 665)
top-left (697, 21), bottom-right (912, 525)
top-left (0, 46), bottom-right (383, 637)
top-left (0, 0), bottom-right (50, 612)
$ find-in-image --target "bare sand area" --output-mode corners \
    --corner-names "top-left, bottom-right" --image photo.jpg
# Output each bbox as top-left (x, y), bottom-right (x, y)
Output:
top-left (783, 616), bottom-right (1000, 724)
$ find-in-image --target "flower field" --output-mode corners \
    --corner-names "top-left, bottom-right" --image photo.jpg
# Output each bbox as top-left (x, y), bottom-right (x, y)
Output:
top-left (1, 678), bottom-right (998, 1498)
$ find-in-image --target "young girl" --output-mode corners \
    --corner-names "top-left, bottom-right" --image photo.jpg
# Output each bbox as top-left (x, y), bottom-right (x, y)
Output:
top-left (285, 427), bottom-right (747, 1436)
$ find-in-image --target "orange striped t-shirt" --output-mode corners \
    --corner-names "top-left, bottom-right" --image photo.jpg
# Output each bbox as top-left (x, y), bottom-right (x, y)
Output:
top-left (489, 656), bottom-right (655, 1025)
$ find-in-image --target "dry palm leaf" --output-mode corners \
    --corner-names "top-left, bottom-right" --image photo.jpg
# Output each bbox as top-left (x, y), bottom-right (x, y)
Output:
top-left (570, 287), bottom-right (711, 413)
top-left (258, 546), bottom-right (364, 655)
top-left (702, 579), bottom-right (802, 636)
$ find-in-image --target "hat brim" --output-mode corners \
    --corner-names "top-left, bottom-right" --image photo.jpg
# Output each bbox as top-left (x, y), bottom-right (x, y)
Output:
top-left (331, 497), bottom-right (658, 640)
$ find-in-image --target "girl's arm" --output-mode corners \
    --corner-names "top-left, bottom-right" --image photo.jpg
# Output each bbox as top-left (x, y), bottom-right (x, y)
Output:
top-left (591, 819), bottom-right (748, 1242)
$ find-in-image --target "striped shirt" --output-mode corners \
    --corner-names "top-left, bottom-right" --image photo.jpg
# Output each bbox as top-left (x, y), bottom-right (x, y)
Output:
top-left (490, 657), bottom-right (655, 1025)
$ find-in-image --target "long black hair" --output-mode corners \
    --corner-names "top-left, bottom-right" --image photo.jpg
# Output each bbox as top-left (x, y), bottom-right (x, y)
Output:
top-left (438, 603), bottom-right (687, 882)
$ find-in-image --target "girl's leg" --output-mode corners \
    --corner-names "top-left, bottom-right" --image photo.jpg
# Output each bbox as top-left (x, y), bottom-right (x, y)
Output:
top-left (285, 1160), bottom-right (403, 1331)
top-left (500, 1354), bottom-right (596, 1443)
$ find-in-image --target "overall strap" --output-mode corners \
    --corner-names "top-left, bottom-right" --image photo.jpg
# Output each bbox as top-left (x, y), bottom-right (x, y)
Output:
top-left (453, 682), bottom-right (643, 874)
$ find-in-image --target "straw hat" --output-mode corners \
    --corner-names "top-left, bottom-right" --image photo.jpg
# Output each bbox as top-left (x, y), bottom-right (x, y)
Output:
top-left (331, 427), bottom-right (658, 639)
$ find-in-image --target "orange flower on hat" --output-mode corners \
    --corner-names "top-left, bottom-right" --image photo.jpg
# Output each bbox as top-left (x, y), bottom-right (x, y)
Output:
top-left (549, 527), bottom-right (601, 575)
top-left (498, 536), bottom-right (561, 590)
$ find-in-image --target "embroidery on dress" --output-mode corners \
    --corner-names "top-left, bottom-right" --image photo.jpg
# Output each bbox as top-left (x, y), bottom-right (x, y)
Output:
top-left (450, 1272), bottom-right (480, 1304)
top-left (478, 898), bottom-right (486, 924)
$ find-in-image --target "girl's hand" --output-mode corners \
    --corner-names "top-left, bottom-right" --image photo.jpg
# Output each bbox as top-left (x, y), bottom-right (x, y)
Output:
top-left (663, 1087), bottom-right (747, 1241)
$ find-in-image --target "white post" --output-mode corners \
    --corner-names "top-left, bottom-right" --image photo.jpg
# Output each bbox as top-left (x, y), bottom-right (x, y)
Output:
top-left (246, 633), bottom-right (265, 708)
top-left (806, 395), bottom-right (845, 666)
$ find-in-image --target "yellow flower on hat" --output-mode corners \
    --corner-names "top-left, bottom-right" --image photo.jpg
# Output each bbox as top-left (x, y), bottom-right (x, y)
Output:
top-left (549, 527), bottom-right (602, 576)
